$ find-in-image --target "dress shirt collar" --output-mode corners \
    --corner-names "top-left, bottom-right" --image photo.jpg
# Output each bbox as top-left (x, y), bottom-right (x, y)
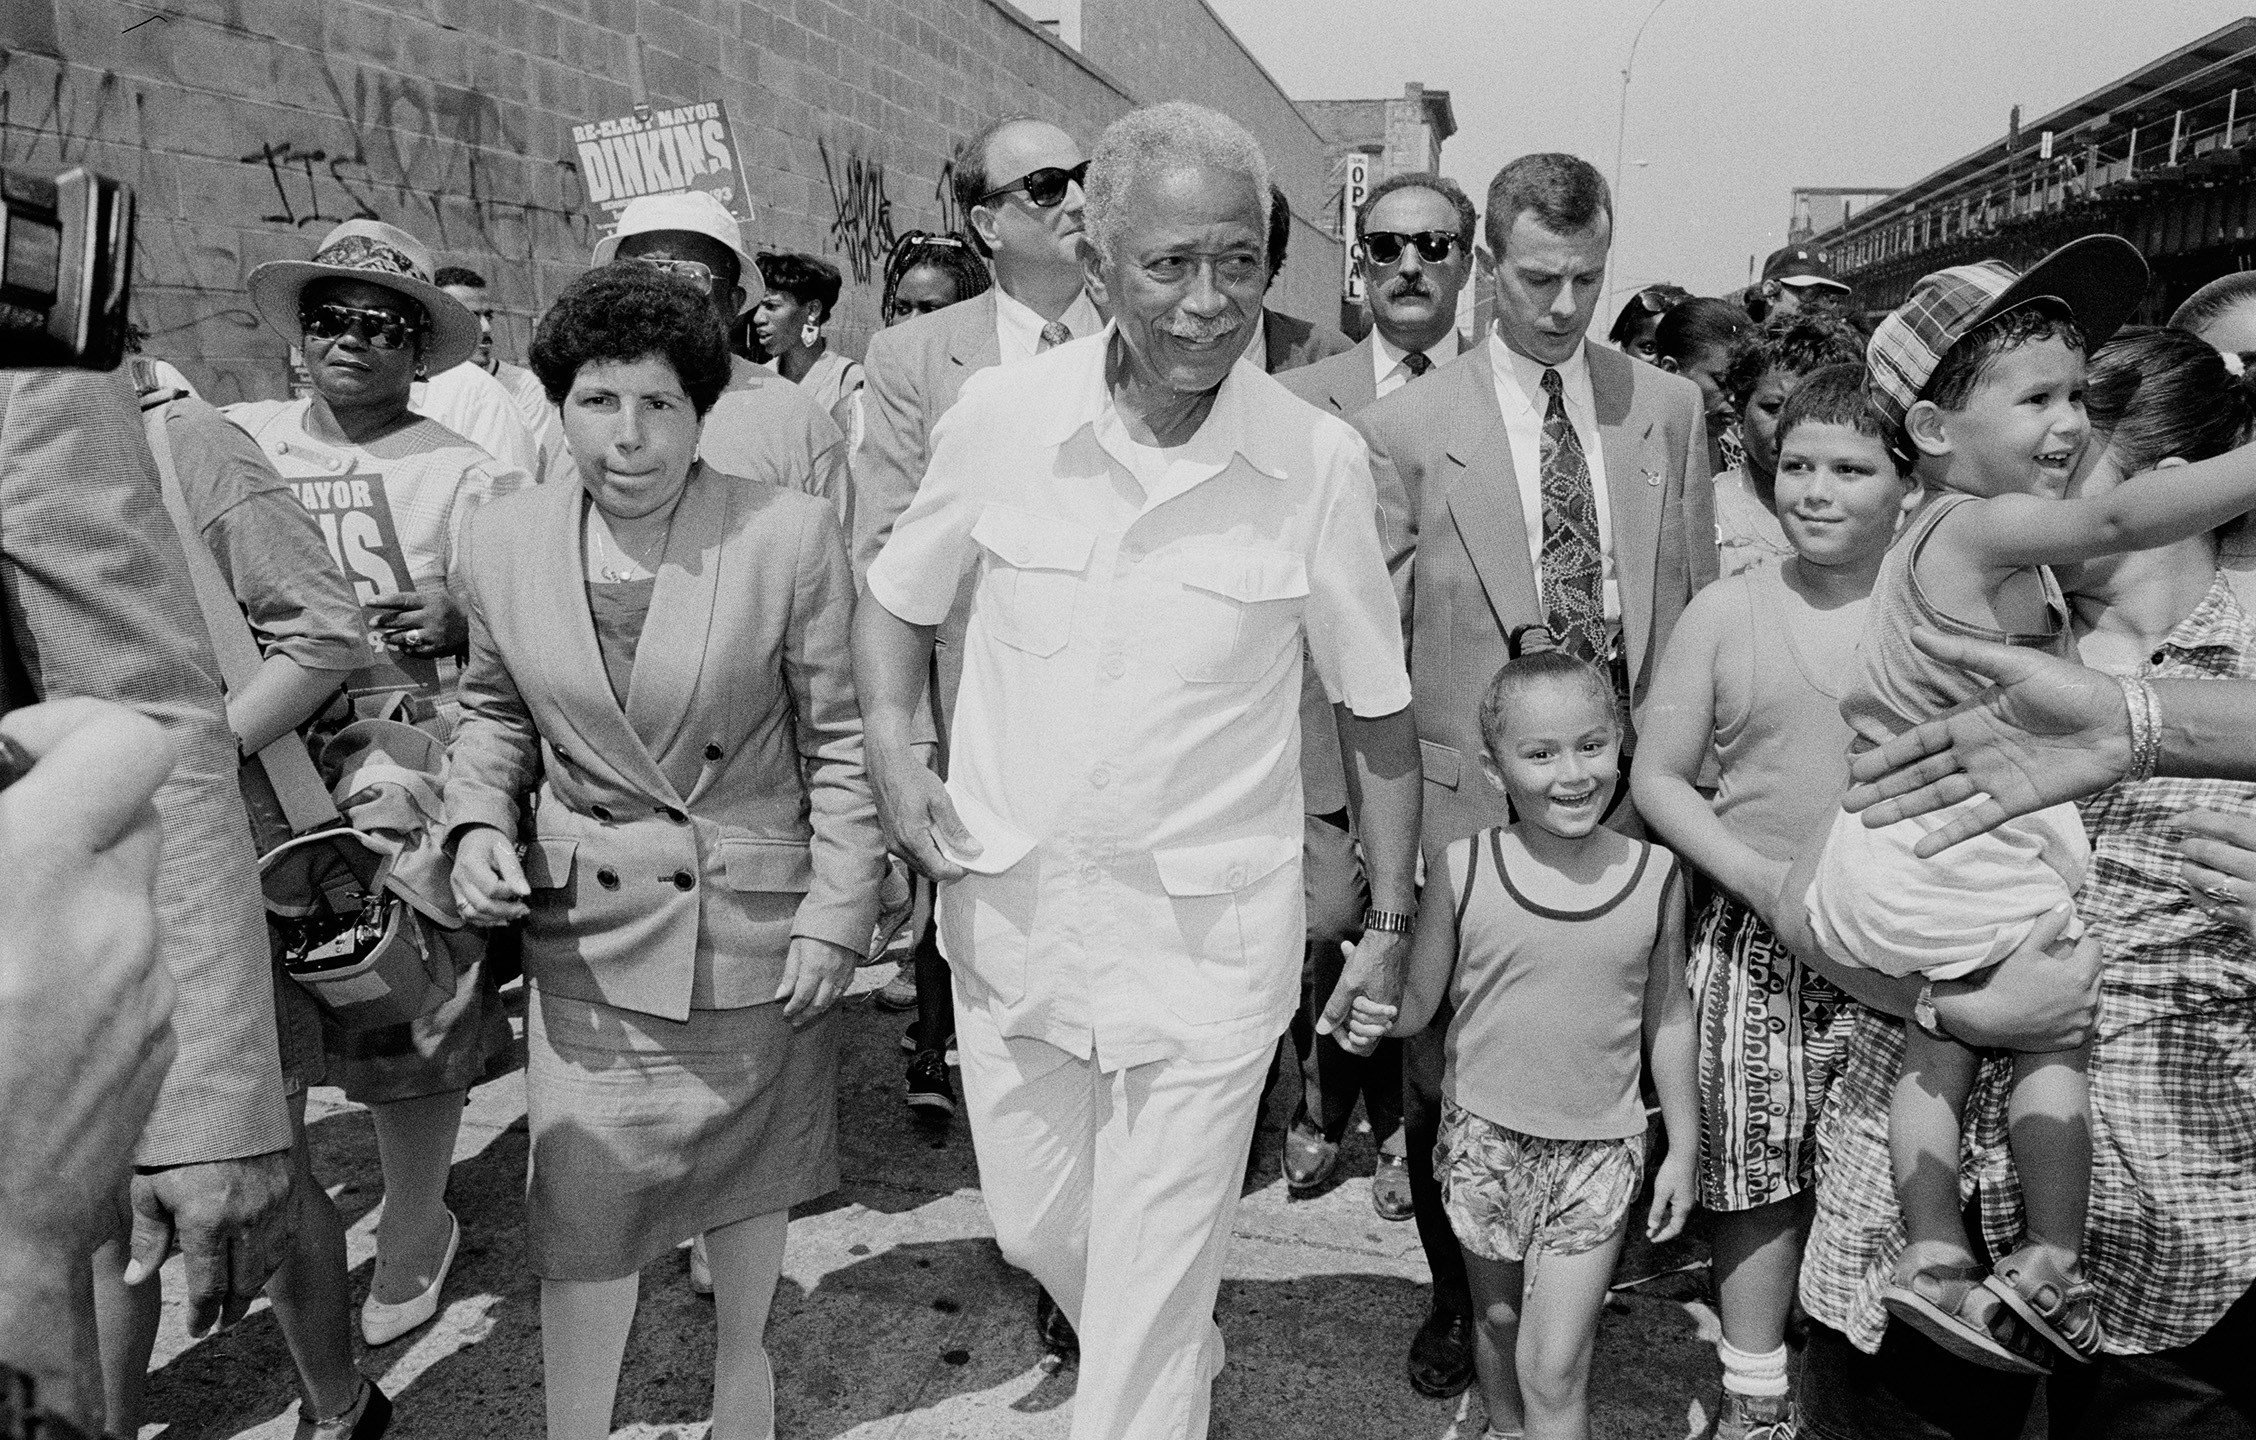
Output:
top-left (1487, 327), bottom-right (1593, 417)
top-left (1373, 329), bottom-right (1458, 390)
top-left (996, 284), bottom-right (1100, 357)
top-left (1036, 326), bottom-right (1290, 496)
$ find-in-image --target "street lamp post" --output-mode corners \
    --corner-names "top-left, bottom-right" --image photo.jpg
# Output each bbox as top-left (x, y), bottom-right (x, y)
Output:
top-left (1608, 0), bottom-right (1674, 319)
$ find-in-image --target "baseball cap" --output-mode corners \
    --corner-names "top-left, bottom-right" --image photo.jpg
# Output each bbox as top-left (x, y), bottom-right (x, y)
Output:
top-left (591, 191), bottom-right (765, 312)
top-left (1763, 244), bottom-right (1850, 292)
top-left (1866, 233), bottom-right (2149, 438)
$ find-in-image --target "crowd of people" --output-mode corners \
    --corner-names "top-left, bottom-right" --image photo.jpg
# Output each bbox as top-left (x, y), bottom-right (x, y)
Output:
top-left (2, 91), bottom-right (2253, 1440)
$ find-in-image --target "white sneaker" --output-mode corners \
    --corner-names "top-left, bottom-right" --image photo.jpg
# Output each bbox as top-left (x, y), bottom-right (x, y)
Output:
top-left (361, 1210), bottom-right (459, 1346)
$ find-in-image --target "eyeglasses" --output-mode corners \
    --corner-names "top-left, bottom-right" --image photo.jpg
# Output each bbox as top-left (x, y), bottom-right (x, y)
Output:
top-left (1358, 231), bottom-right (1463, 267)
top-left (627, 256), bottom-right (717, 295)
top-left (1629, 285), bottom-right (1690, 315)
top-left (299, 303), bottom-right (423, 350)
top-left (978, 161), bottom-right (1090, 211)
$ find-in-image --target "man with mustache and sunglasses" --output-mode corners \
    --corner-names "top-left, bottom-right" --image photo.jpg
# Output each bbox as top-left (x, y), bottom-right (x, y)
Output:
top-left (1353, 153), bottom-right (1718, 1400)
top-left (857, 102), bottom-right (1421, 1440)
top-left (1270, 171), bottom-right (1480, 1229)
top-left (591, 192), bottom-right (849, 521)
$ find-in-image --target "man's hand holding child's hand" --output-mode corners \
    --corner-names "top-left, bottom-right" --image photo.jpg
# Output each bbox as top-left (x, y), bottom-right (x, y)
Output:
top-left (1336, 994), bottom-right (1399, 1056)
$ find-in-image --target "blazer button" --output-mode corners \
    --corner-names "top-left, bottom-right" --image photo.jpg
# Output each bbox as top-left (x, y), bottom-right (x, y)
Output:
top-left (703, 742), bottom-right (724, 762)
top-left (596, 867), bottom-right (621, 890)
top-left (590, 804), bottom-right (614, 822)
top-left (671, 870), bottom-right (695, 892)
top-left (660, 806), bottom-right (689, 824)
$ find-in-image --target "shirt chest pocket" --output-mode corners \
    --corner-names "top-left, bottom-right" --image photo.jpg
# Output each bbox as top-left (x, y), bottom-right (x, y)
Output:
top-left (971, 505), bottom-right (1096, 658)
top-left (1159, 546), bottom-right (1310, 684)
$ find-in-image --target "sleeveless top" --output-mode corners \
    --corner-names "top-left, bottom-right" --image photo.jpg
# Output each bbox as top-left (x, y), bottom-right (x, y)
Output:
top-left (1838, 491), bottom-right (2073, 754)
top-left (1711, 565), bottom-right (1860, 863)
top-left (1443, 829), bottom-right (1681, 1141)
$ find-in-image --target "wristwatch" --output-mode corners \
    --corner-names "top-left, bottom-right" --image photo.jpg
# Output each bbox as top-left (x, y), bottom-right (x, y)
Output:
top-left (1912, 980), bottom-right (1951, 1043)
top-left (1, 1364), bottom-right (93, 1440)
top-left (1361, 907), bottom-right (1415, 935)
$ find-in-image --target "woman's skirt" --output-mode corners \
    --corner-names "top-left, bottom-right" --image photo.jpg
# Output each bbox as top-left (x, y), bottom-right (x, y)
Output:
top-left (524, 984), bottom-right (840, 1281)
top-left (322, 925), bottom-right (512, 1103)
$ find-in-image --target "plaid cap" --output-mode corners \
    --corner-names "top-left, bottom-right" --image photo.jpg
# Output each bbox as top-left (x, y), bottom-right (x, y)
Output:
top-left (1866, 233), bottom-right (2149, 438)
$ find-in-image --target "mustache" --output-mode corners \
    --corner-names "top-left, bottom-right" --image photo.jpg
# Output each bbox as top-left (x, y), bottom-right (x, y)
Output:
top-left (1386, 277), bottom-right (1434, 299)
top-left (1161, 315), bottom-right (1241, 344)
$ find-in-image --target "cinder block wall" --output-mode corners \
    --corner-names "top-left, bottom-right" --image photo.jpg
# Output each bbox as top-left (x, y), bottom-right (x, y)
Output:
top-left (2, 0), bottom-right (1132, 401)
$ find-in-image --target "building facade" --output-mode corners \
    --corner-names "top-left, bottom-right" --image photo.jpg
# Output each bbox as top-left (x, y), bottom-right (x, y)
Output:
top-left (2, 0), bottom-right (1344, 401)
top-left (1301, 82), bottom-right (1456, 335)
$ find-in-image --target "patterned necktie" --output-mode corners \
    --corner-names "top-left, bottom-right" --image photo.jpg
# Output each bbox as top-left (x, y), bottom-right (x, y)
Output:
top-left (1038, 320), bottom-right (1072, 352)
top-left (1401, 350), bottom-right (1432, 378)
top-left (1537, 367), bottom-right (1605, 663)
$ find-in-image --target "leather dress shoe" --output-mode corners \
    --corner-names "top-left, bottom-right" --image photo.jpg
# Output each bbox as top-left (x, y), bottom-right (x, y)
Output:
top-left (1370, 1152), bottom-right (1415, 1221)
top-left (1282, 1121), bottom-right (1340, 1192)
top-left (1407, 1303), bottom-right (1475, 1398)
top-left (1035, 1285), bottom-right (1080, 1359)
top-left (294, 1379), bottom-right (391, 1440)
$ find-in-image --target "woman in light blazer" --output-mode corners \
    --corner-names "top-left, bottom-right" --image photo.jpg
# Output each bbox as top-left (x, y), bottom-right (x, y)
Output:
top-left (445, 265), bottom-right (883, 1440)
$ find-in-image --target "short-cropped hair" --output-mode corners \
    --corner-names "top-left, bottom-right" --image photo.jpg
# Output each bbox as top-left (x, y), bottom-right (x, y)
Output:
top-left (756, 251), bottom-right (844, 320)
top-left (1653, 296), bottom-right (1753, 369)
top-left (529, 265), bottom-right (733, 417)
top-left (1485, 153), bottom-right (1611, 255)
top-left (1722, 311), bottom-right (1867, 408)
top-left (1085, 101), bottom-right (1271, 265)
top-left (956, 114), bottom-right (1039, 258)
top-left (1357, 171), bottom-right (1479, 251)
top-left (1776, 362), bottom-right (1902, 471)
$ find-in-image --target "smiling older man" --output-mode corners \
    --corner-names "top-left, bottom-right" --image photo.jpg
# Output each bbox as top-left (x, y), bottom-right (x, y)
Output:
top-left (856, 101), bottom-right (1422, 1439)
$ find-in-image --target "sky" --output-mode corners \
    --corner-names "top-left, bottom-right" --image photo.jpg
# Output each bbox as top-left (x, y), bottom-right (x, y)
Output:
top-left (1205, 0), bottom-right (2256, 301)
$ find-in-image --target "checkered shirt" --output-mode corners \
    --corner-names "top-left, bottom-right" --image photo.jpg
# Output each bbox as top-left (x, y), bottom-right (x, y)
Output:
top-left (1802, 571), bottom-right (2256, 1356)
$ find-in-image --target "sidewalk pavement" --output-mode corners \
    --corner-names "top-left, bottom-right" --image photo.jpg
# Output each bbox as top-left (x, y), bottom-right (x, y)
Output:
top-left (134, 966), bottom-right (1724, 1439)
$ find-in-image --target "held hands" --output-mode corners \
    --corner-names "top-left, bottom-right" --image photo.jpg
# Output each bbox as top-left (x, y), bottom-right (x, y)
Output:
top-left (1844, 629), bottom-right (2131, 856)
top-left (774, 936), bottom-right (858, 1028)
top-left (1334, 990), bottom-right (1399, 1056)
top-left (365, 587), bottom-right (468, 658)
top-left (450, 825), bottom-right (531, 926)
top-left (1645, 1153), bottom-right (1696, 1244)
top-left (1317, 931), bottom-right (1408, 1055)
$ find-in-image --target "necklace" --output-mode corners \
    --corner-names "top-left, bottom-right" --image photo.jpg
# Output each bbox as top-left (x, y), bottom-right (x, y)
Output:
top-left (587, 504), bottom-right (668, 583)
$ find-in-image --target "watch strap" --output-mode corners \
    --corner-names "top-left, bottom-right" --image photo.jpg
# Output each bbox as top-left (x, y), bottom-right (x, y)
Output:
top-left (1361, 907), bottom-right (1414, 934)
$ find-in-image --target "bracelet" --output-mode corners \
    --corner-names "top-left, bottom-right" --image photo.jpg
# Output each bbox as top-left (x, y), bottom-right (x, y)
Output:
top-left (1361, 907), bottom-right (1414, 934)
top-left (1912, 980), bottom-right (1951, 1043)
top-left (2115, 673), bottom-right (2162, 785)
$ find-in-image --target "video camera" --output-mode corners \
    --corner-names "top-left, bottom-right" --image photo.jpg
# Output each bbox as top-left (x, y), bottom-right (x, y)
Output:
top-left (1, 166), bottom-right (134, 370)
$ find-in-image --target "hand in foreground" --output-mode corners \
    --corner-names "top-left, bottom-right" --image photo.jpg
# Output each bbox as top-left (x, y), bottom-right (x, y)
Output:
top-left (1333, 990), bottom-right (1399, 1057)
top-left (867, 744), bottom-right (976, 883)
top-left (0, 699), bottom-right (178, 1263)
top-left (2180, 807), bottom-right (2256, 940)
top-left (124, 1151), bottom-right (294, 1336)
top-left (1645, 1153), bottom-right (1696, 1243)
top-left (450, 825), bottom-right (531, 926)
top-left (1315, 931), bottom-right (1408, 1043)
top-left (365, 588), bottom-right (467, 657)
top-left (775, 936), bottom-right (857, 1028)
top-left (1929, 905), bottom-right (2101, 1052)
top-left (1843, 629), bottom-right (2129, 857)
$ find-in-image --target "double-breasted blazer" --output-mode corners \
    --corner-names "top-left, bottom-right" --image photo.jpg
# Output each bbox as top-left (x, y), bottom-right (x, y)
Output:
top-left (1354, 340), bottom-right (1718, 855)
top-left (444, 463), bottom-right (885, 1022)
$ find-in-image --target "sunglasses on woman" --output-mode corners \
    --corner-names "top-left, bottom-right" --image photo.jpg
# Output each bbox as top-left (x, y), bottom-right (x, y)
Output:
top-left (626, 256), bottom-right (717, 295)
top-left (978, 161), bottom-right (1090, 211)
top-left (298, 303), bottom-right (424, 350)
top-left (1358, 230), bottom-right (1463, 267)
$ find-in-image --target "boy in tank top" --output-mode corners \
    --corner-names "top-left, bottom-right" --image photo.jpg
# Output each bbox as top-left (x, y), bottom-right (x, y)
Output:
top-left (1341, 643), bottom-right (1697, 1440)
top-left (1633, 364), bottom-right (1916, 1440)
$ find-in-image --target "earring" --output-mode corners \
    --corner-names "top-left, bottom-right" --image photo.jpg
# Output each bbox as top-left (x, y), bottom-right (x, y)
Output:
top-left (801, 320), bottom-right (820, 347)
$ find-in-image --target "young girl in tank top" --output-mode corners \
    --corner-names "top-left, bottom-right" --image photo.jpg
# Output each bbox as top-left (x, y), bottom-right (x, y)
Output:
top-left (1343, 642), bottom-right (1697, 1440)
top-left (1633, 364), bottom-right (1916, 1440)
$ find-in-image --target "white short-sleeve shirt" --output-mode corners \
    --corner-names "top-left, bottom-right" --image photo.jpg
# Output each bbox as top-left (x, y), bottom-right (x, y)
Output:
top-left (868, 329), bottom-right (1411, 1069)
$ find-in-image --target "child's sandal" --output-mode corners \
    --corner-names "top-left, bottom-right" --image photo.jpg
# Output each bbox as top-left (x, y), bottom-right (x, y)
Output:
top-left (1881, 1260), bottom-right (2054, 1375)
top-left (1983, 1245), bottom-right (2104, 1363)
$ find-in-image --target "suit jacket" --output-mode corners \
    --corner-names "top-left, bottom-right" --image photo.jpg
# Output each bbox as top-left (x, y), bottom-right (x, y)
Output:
top-left (1262, 306), bottom-right (1355, 376)
top-left (850, 290), bottom-right (1001, 579)
top-left (1355, 341), bottom-right (1718, 854)
top-left (0, 370), bottom-right (290, 1166)
top-left (445, 464), bottom-right (885, 1022)
top-left (1280, 331), bottom-right (1479, 416)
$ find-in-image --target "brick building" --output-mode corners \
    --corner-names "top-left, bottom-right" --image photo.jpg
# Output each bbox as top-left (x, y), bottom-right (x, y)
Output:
top-left (2, 0), bottom-right (1345, 401)
top-left (1300, 82), bottom-right (1457, 335)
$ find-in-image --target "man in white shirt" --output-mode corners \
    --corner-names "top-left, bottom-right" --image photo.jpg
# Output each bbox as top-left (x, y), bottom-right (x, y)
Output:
top-left (1273, 170), bottom-right (1479, 1223)
top-left (857, 102), bottom-right (1422, 1440)
top-left (1353, 151), bottom-right (1717, 1399)
top-left (436, 266), bottom-right (575, 485)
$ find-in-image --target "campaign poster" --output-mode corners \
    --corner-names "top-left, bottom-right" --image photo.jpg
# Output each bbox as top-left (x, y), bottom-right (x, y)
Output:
top-left (288, 471), bottom-right (442, 699)
top-left (572, 102), bottom-right (752, 239)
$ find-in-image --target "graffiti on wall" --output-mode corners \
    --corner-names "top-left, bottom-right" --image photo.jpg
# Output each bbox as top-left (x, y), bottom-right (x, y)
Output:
top-left (819, 138), bottom-right (896, 284)
top-left (238, 141), bottom-right (383, 228)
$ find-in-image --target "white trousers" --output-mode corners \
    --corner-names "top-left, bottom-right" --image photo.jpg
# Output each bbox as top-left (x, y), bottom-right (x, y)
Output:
top-left (953, 997), bottom-right (1274, 1440)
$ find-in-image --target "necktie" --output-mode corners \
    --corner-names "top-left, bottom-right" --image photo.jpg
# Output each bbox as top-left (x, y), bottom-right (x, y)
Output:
top-left (1537, 367), bottom-right (1605, 664)
top-left (1038, 320), bottom-right (1072, 352)
top-left (1401, 350), bottom-right (1432, 378)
